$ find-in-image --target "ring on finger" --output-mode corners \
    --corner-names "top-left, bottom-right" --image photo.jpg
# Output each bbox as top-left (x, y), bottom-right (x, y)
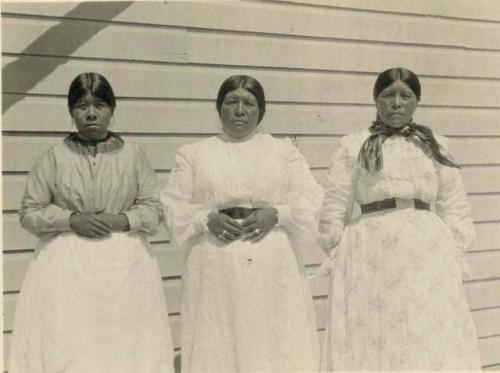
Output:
top-left (254, 228), bottom-right (261, 235)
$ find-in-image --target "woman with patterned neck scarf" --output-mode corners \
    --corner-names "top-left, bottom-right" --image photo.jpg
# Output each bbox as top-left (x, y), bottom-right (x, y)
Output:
top-left (162, 75), bottom-right (323, 372)
top-left (319, 68), bottom-right (481, 370)
top-left (9, 73), bottom-right (174, 373)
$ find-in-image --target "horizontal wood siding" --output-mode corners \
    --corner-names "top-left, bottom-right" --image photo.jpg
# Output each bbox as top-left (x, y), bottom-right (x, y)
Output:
top-left (3, 0), bottom-right (500, 370)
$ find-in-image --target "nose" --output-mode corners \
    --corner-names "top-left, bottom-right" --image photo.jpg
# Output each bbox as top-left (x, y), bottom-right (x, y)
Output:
top-left (393, 95), bottom-right (402, 108)
top-left (87, 105), bottom-right (97, 119)
top-left (235, 101), bottom-right (244, 116)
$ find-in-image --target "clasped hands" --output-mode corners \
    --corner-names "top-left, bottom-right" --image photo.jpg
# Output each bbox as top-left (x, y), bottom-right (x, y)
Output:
top-left (70, 212), bottom-right (130, 239)
top-left (207, 208), bottom-right (278, 243)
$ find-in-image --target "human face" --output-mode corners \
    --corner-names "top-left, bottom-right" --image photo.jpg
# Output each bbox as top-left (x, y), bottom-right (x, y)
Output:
top-left (375, 80), bottom-right (418, 129)
top-left (220, 88), bottom-right (260, 140)
top-left (71, 94), bottom-right (113, 140)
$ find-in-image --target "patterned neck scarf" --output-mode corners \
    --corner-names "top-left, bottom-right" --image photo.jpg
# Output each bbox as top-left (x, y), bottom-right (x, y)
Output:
top-left (358, 119), bottom-right (460, 173)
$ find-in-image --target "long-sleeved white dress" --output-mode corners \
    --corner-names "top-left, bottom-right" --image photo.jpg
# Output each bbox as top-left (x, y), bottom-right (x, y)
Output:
top-left (162, 132), bottom-right (324, 372)
top-left (9, 133), bottom-right (174, 373)
top-left (319, 129), bottom-right (481, 371)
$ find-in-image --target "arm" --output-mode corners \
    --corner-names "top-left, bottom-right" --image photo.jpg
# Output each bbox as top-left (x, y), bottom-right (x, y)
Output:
top-left (435, 147), bottom-right (474, 256)
top-left (160, 145), bottom-right (212, 247)
top-left (19, 148), bottom-right (74, 237)
top-left (121, 146), bottom-right (163, 236)
top-left (274, 139), bottom-right (325, 243)
top-left (435, 161), bottom-right (475, 279)
top-left (318, 137), bottom-right (358, 254)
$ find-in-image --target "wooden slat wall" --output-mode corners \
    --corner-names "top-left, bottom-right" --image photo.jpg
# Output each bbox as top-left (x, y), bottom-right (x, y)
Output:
top-left (2, 1), bottom-right (500, 370)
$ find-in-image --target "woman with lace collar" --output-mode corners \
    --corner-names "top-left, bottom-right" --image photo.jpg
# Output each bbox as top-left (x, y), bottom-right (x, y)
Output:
top-left (9, 73), bottom-right (174, 372)
top-left (319, 67), bottom-right (481, 371)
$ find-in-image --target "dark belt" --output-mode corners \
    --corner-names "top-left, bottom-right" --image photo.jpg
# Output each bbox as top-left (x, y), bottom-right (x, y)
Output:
top-left (360, 198), bottom-right (430, 215)
top-left (219, 207), bottom-right (261, 220)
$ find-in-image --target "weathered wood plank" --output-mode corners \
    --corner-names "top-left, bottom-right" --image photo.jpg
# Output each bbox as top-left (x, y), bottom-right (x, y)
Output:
top-left (4, 94), bottom-right (500, 136)
top-left (187, 32), bottom-right (500, 79)
top-left (466, 279), bottom-right (500, 311)
top-left (2, 16), bottom-right (187, 62)
top-left (274, 0), bottom-right (500, 22)
top-left (3, 11), bottom-right (500, 78)
top-left (480, 336), bottom-right (500, 367)
top-left (3, 2), bottom-right (500, 50)
top-left (3, 56), bottom-right (500, 108)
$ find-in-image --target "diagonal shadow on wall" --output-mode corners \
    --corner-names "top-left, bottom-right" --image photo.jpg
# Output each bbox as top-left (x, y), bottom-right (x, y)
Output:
top-left (2, 1), bottom-right (134, 113)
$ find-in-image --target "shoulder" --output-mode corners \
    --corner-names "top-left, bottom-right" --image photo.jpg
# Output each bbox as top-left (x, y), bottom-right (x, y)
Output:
top-left (336, 129), bottom-right (370, 158)
top-left (180, 136), bottom-right (216, 153)
top-left (28, 141), bottom-right (71, 175)
top-left (42, 141), bottom-right (72, 162)
top-left (173, 136), bottom-right (219, 165)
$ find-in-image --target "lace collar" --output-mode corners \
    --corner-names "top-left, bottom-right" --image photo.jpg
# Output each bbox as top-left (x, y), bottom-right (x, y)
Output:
top-left (64, 131), bottom-right (124, 155)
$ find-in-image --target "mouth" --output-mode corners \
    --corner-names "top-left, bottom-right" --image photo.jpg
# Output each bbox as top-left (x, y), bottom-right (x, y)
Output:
top-left (389, 112), bottom-right (404, 116)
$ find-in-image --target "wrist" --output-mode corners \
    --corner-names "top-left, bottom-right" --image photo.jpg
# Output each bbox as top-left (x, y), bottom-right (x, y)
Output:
top-left (69, 211), bottom-right (79, 230)
top-left (117, 213), bottom-right (131, 231)
top-left (269, 207), bottom-right (279, 225)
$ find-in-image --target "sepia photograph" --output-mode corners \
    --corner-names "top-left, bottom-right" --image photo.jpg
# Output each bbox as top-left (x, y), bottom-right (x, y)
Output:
top-left (2, 0), bottom-right (500, 372)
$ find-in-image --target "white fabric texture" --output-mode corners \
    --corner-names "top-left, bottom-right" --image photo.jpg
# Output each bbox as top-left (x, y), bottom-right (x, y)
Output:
top-left (9, 140), bottom-right (174, 373)
top-left (319, 130), bottom-right (481, 371)
top-left (161, 132), bottom-right (324, 372)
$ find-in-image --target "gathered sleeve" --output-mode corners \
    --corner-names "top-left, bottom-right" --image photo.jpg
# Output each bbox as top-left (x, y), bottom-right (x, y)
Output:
top-left (274, 139), bottom-right (324, 243)
top-left (318, 136), bottom-right (359, 254)
top-left (123, 146), bottom-right (163, 236)
top-left (435, 137), bottom-right (475, 254)
top-left (161, 144), bottom-right (211, 247)
top-left (19, 148), bottom-right (73, 237)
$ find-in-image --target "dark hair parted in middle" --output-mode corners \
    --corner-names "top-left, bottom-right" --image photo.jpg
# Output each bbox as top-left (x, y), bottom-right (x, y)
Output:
top-left (373, 67), bottom-right (421, 101)
top-left (68, 72), bottom-right (116, 113)
top-left (216, 75), bottom-right (266, 123)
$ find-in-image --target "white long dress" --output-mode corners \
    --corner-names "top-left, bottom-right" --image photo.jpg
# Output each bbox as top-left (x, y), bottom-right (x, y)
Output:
top-left (162, 132), bottom-right (324, 372)
top-left (319, 130), bottom-right (481, 371)
top-left (8, 133), bottom-right (174, 373)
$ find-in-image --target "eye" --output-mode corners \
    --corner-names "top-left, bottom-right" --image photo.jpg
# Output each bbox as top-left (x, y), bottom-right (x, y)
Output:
top-left (224, 98), bottom-right (238, 105)
top-left (244, 100), bottom-right (256, 107)
top-left (95, 102), bottom-right (108, 109)
top-left (75, 103), bottom-right (88, 110)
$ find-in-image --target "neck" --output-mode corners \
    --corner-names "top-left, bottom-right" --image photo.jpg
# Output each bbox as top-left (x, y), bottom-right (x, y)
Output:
top-left (76, 131), bottom-right (110, 142)
top-left (220, 129), bottom-right (259, 142)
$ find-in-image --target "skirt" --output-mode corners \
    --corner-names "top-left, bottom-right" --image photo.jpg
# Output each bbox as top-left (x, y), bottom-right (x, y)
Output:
top-left (181, 227), bottom-right (320, 373)
top-left (321, 208), bottom-right (481, 371)
top-left (8, 232), bottom-right (175, 373)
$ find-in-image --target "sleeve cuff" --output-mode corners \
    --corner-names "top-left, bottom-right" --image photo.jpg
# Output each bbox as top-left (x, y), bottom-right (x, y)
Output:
top-left (275, 205), bottom-right (292, 227)
top-left (123, 210), bottom-right (141, 233)
top-left (195, 208), bottom-right (212, 233)
top-left (55, 209), bottom-right (74, 232)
